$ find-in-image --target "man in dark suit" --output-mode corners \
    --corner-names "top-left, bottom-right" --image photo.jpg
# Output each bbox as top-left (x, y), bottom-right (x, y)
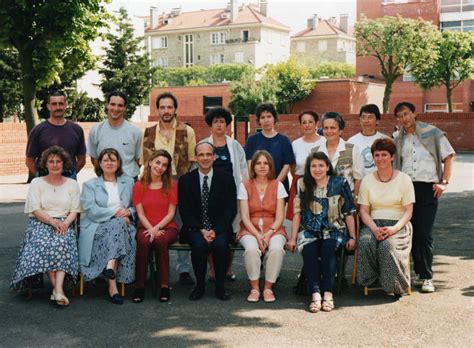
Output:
top-left (178, 142), bottom-right (237, 301)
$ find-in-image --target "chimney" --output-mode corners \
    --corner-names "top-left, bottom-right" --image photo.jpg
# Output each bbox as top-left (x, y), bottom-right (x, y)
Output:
top-left (260, 0), bottom-right (268, 17)
top-left (307, 14), bottom-right (318, 30)
top-left (230, 0), bottom-right (239, 23)
top-left (150, 7), bottom-right (159, 29)
top-left (340, 13), bottom-right (348, 33)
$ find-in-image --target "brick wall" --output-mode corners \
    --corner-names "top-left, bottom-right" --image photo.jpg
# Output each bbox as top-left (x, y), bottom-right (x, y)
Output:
top-left (2, 112), bottom-right (472, 176)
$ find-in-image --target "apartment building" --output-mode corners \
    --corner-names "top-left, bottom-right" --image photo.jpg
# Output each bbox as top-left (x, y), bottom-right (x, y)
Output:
top-left (144, 0), bottom-right (290, 69)
top-left (290, 14), bottom-right (356, 65)
top-left (357, 0), bottom-right (474, 112)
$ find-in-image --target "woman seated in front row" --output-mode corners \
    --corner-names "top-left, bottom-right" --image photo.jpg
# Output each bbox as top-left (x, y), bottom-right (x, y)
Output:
top-left (238, 150), bottom-right (287, 303)
top-left (357, 138), bottom-right (415, 296)
top-left (79, 148), bottom-right (136, 305)
top-left (11, 146), bottom-right (81, 306)
top-left (287, 152), bottom-right (356, 313)
top-left (132, 150), bottom-right (178, 303)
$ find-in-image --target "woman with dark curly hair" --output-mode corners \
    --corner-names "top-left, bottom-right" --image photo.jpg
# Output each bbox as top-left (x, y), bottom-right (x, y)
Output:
top-left (79, 148), bottom-right (136, 305)
top-left (11, 146), bottom-right (81, 306)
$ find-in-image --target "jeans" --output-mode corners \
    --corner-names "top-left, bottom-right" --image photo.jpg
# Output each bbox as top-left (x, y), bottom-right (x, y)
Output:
top-left (303, 238), bottom-right (338, 294)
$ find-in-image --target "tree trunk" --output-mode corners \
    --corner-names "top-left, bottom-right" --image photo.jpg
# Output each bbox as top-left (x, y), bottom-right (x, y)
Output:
top-left (446, 84), bottom-right (453, 112)
top-left (18, 47), bottom-right (39, 135)
top-left (382, 79), bottom-right (394, 114)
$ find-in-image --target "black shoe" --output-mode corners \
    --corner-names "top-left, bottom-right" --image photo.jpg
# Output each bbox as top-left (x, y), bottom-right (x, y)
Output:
top-left (179, 272), bottom-right (195, 286)
top-left (132, 288), bottom-right (145, 303)
top-left (189, 287), bottom-right (205, 301)
top-left (109, 293), bottom-right (124, 305)
top-left (159, 287), bottom-right (171, 302)
top-left (102, 268), bottom-right (116, 280)
top-left (215, 289), bottom-right (231, 301)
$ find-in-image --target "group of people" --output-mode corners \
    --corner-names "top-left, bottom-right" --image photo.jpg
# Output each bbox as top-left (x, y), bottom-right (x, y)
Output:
top-left (11, 90), bottom-right (455, 313)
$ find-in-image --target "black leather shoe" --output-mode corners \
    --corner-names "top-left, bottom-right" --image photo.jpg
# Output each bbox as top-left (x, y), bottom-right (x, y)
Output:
top-left (179, 272), bottom-right (195, 286)
top-left (189, 287), bottom-right (205, 301)
top-left (102, 268), bottom-right (116, 280)
top-left (109, 293), bottom-right (124, 305)
top-left (215, 289), bottom-right (231, 301)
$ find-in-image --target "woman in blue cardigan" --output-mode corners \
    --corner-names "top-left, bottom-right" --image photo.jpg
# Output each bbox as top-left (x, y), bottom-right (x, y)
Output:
top-left (79, 148), bottom-right (136, 304)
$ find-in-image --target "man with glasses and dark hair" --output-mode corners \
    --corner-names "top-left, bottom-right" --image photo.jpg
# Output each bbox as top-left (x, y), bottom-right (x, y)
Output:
top-left (141, 91), bottom-right (197, 285)
top-left (26, 90), bottom-right (86, 180)
top-left (393, 101), bottom-right (455, 293)
top-left (348, 104), bottom-right (389, 178)
top-left (88, 91), bottom-right (142, 179)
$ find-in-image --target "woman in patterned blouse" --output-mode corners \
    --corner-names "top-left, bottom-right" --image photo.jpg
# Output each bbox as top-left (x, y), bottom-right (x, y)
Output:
top-left (287, 151), bottom-right (356, 313)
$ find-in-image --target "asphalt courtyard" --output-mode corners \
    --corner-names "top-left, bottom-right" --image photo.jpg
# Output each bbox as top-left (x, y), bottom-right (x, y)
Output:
top-left (0, 154), bottom-right (473, 347)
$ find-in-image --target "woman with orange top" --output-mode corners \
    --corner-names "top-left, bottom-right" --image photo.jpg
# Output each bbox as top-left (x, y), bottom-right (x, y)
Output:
top-left (238, 150), bottom-right (287, 303)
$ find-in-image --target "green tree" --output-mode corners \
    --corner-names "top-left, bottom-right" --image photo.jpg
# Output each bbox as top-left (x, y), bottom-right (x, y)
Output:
top-left (262, 58), bottom-right (315, 113)
top-left (412, 31), bottom-right (474, 112)
top-left (308, 62), bottom-right (355, 79)
top-left (355, 15), bottom-right (440, 113)
top-left (0, 0), bottom-right (107, 134)
top-left (100, 7), bottom-right (155, 117)
top-left (0, 47), bottom-right (22, 122)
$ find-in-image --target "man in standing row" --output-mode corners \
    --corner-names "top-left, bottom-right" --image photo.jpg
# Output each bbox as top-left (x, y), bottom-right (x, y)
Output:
top-left (26, 90), bottom-right (86, 179)
top-left (348, 104), bottom-right (389, 178)
top-left (141, 92), bottom-right (197, 285)
top-left (88, 91), bottom-right (142, 179)
top-left (394, 102), bottom-right (455, 293)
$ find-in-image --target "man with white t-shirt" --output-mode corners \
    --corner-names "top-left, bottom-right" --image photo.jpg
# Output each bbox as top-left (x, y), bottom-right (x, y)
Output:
top-left (347, 104), bottom-right (389, 178)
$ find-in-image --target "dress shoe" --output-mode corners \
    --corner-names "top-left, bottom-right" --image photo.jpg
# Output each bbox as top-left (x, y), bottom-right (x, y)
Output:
top-left (189, 287), bottom-right (205, 301)
top-left (215, 289), bottom-right (231, 301)
top-left (179, 272), bottom-right (195, 286)
top-left (109, 293), bottom-right (124, 305)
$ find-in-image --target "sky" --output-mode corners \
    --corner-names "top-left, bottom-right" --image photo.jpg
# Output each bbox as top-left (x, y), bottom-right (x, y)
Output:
top-left (108, 0), bottom-right (356, 34)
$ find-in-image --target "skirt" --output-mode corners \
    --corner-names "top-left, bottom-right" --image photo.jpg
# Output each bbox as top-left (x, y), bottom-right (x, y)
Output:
top-left (357, 219), bottom-right (412, 295)
top-left (11, 218), bottom-right (79, 291)
top-left (81, 217), bottom-right (136, 283)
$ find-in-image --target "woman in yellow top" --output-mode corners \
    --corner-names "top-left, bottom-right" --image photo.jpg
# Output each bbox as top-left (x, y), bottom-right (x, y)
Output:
top-left (357, 138), bottom-right (415, 295)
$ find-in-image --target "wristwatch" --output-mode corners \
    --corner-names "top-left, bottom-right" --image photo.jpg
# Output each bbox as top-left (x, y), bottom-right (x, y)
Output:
top-left (441, 179), bottom-right (449, 185)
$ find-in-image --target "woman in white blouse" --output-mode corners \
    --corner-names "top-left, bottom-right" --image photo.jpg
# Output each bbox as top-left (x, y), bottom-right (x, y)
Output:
top-left (11, 146), bottom-right (81, 306)
top-left (79, 148), bottom-right (136, 305)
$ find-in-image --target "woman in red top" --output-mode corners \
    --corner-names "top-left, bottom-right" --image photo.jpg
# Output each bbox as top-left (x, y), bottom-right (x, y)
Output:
top-left (132, 150), bottom-right (178, 303)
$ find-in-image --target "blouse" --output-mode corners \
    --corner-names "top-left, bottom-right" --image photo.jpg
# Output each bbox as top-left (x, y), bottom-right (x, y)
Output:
top-left (25, 177), bottom-right (81, 217)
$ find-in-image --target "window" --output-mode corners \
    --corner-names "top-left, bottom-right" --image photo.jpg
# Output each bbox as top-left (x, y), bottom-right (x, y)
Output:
top-left (184, 34), bottom-right (194, 67)
top-left (210, 53), bottom-right (225, 65)
top-left (440, 20), bottom-right (474, 31)
top-left (242, 30), bottom-right (249, 42)
top-left (424, 103), bottom-right (463, 112)
top-left (318, 40), bottom-right (327, 51)
top-left (234, 52), bottom-right (244, 63)
top-left (153, 57), bottom-right (169, 68)
top-left (296, 42), bottom-right (305, 53)
top-left (152, 36), bottom-right (168, 49)
top-left (210, 32), bottom-right (227, 45)
top-left (403, 65), bottom-right (415, 82)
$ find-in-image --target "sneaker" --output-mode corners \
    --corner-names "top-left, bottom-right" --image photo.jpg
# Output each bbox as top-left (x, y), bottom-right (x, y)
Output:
top-left (413, 274), bottom-right (424, 287)
top-left (421, 279), bottom-right (435, 293)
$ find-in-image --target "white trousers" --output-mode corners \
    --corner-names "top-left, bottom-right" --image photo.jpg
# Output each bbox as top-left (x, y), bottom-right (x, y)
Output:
top-left (240, 234), bottom-right (286, 283)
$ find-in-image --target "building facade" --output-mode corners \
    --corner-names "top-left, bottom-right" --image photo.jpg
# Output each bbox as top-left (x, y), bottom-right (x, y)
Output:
top-left (357, 0), bottom-right (474, 112)
top-left (144, 1), bottom-right (290, 69)
top-left (290, 14), bottom-right (356, 65)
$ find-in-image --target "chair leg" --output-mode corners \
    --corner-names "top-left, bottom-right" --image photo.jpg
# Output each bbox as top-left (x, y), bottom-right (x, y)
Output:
top-left (364, 286), bottom-right (368, 296)
top-left (79, 274), bottom-right (84, 296)
top-left (120, 283), bottom-right (125, 297)
top-left (336, 247), bottom-right (346, 295)
top-left (352, 249), bottom-right (358, 285)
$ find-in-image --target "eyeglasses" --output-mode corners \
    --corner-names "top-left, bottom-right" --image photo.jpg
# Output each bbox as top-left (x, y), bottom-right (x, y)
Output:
top-left (395, 110), bottom-right (413, 120)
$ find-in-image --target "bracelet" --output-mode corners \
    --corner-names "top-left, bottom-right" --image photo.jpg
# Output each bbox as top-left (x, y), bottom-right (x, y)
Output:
top-left (349, 237), bottom-right (356, 240)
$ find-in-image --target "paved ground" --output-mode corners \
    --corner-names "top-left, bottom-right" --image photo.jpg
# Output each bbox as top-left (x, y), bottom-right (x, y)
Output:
top-left (0, 154), bottom-right (473, 346)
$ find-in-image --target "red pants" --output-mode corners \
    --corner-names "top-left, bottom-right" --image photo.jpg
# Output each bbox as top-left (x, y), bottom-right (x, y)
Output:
top-left (135, 227), bottom-right (178, 288)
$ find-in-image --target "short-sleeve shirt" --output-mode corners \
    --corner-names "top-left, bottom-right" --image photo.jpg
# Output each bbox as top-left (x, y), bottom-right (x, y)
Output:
top-left (88, 120), bottom-right (142, 178)
top-left (347, 131), bottom-right (389, 177)
top-left (245, 132), bottom-right (296, 192)
top-left (292, 137), bottom-right (323, 175)
top-left (132, 180), bottom-right (178, 228)
top-left (358, 171), bottom-right (415, 220)
top-left (401, 134), bottom-right (455, 183)
top-left (25, 177), bottom-right (81, 217)
top-left (25, 120), bottom-right (86, 169)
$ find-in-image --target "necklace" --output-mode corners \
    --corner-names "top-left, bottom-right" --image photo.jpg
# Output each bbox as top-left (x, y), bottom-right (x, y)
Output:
top-left (376, 169), bottom-right (394, 183)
